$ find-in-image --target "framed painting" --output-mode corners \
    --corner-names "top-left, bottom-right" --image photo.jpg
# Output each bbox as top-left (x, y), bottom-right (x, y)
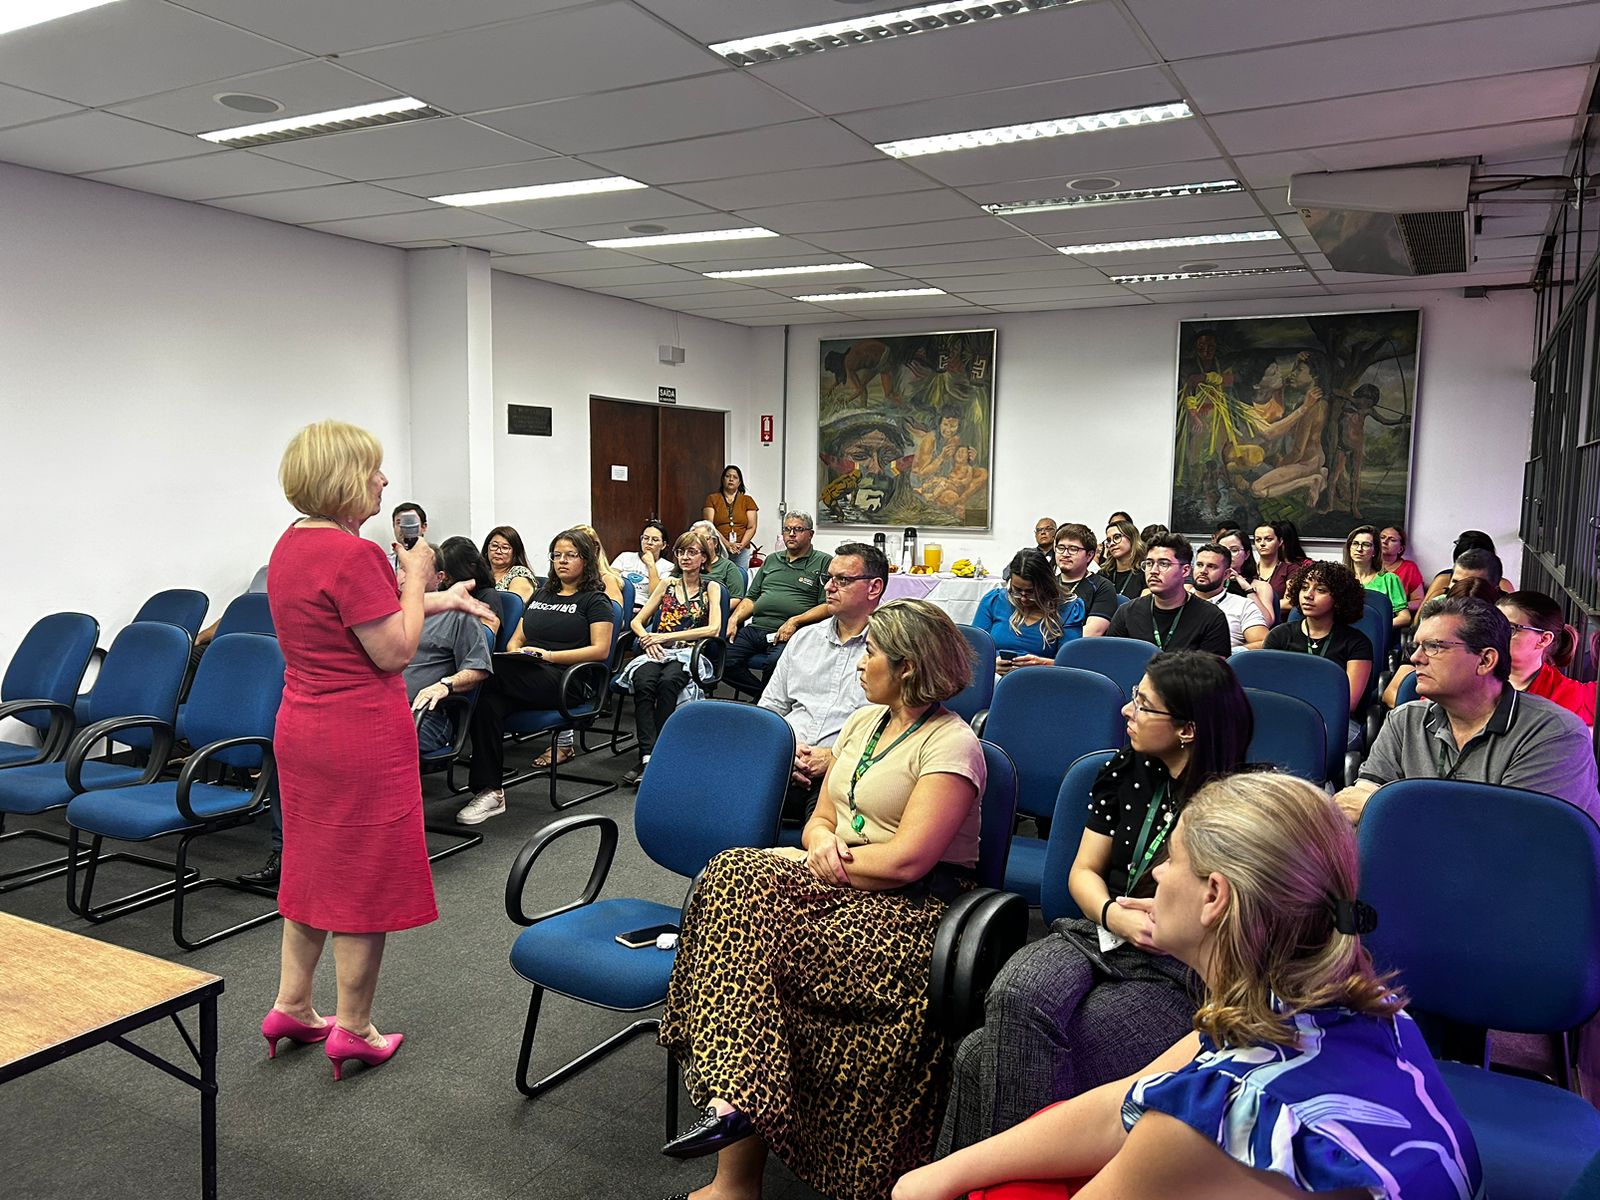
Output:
top-left (1171, 311), bottom-right (1420, 540)
top-left (816, 329), bottom-right (997, 530)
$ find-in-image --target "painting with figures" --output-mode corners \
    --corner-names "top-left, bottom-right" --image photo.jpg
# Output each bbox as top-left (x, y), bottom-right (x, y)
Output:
top-left (1171, 311), bottom-right (1420, 539)
top-left (816, 329), bottom-right (997, 531)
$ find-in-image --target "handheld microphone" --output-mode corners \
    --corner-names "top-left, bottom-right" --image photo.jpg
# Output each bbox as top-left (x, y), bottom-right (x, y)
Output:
top-left (397, 512), bottom-right (422, 549)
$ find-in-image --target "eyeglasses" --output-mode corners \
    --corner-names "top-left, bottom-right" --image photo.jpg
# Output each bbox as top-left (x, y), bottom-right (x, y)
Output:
top-left (782, 525), bottom-right (809, 535)
top-left (825, 574), bottom-right (868, 589)
top-left (1127, 687), bottom-right (1175, 718)
top-left (487, 542), bottom-right (512, 553)
top-left (1139, 559), bottom-right (1181, 572)
top-left (1008, 585), bottom-right (1036, 601)
top-left (1350, 541), bottom-right (1375, 552)
top-left (1105, 533), bottom-right (1126, 543)
top-left (550, 551), bottom-right (583, 561)
top-left (1412, 638), bottom-right (1474, 658)
top-left (1507, 622), bottom-right (1548, 638)
top-left (1055, 544), bottom-right (1090, 556)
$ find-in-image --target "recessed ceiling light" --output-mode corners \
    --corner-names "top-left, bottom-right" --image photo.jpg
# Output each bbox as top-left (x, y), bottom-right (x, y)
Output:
top-left (197, 97), bottom-right (445, 147)
top-left (1109, 266), bottom-right (1307, 283)
top-left (587, 227), bottom-right (779, 249)
top-left (797, 287), bottom-right (946, 302)
top-left (628, 223), bottom-right (669, 235)
top-left (704, 263), bottom-right (874, 279)
top-left (1178, 261), bottom-right (1220, 272)
top-left (431, 177), bottom-right (646, 207)
top-left (1057, 230), bottom-right (1281, 255)
top-left (876, 102), bottom-right (1191, 159)
top-left (985, 180), bottom-right (1242, 216)
top-left (215, 92), bottom-right (283, 115)
top-left (0, 0), bottom-right (121, 37)
top-left (1068, 176), bottom-right (1120, 191)
top-left (710, 0), bottom-right (1079, 67)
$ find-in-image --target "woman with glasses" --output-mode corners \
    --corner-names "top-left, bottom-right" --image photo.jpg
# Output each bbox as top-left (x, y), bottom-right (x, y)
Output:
top-left (481, 525), bottom-right (537, 605)
top-left (973, 549), bottom-right (1075, 673)
top-left (1054, 524), bottom-right (1117, 638)
top-left (1497, 591), bottom-right (1595, 724)
top-left (609, 519), bottom-right (670, 612)
top-left (939, 651), bottom-right (1253, 1154)
top-left (1343, 524), bottom-right (1411, 629)
top-left (1265, 561), bottom-right (1373, 748)
top-left (1099, 520), bottom-right (1145, 599)
top-left (1378, 525), bottom-right (1425, 614)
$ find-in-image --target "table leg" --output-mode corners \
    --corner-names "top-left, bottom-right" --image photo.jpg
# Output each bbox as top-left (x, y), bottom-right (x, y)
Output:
top-left (200, 995), bottom-right (217, 1200)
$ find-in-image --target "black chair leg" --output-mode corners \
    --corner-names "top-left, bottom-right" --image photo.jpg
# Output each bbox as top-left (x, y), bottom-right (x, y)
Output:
top-left (514, 983), bottom-right (666, 1108)
top-left (500, 731), bottom-right (619, 810)
top-left (0, 821), bottom-right (97, 893)
top-left (423, 819), bottom-right (483, 864)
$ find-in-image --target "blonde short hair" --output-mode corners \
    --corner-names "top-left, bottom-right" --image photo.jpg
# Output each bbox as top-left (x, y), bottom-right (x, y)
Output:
top-left (867, 599), bottom-right (974, 707)
top-left (279, 420), bottom-right (382, 521)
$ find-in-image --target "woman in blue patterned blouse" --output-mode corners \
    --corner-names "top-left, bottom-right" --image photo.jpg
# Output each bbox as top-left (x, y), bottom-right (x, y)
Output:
top-left (893, 772), bottom-right (1482, 1200)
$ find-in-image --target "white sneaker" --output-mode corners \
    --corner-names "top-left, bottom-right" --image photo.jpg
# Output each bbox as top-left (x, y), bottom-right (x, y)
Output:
top-left (456, 790), bottom-right (506, 825)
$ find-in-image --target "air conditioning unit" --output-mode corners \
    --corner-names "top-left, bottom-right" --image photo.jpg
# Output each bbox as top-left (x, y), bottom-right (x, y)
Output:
top-left (1289, 166), bottom-right (1472, 275)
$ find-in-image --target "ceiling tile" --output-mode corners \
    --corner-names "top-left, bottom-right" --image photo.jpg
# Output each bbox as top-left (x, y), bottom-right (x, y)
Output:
top-left (958, 158), bottom-right (1237, 205)
top-left (457, 190), bottom-right (713, 232)
top-left (1066, 243), bottom-right (1302, 269)
top-left (374, 158), bottom-right (612, 198)
top-left (904, 119), bottom-right (1221, 189)
top-left (888, 255), bottom-right (1074, 278)
top-left (673, 160), bottom-right (935, 210)
top-left (737, 190), bottom-right (981, 234)
top-left (944, 283), bottom-right (1137, 303)
top-left (988, 295), bottom-right (1150, 310)
top-left (737, 312), bottom-right (849, 324)
top-left (207, 182), bottom-right (438, 222)
top-left (342, 3), bottom-right (719, 115)
top-left (535, 264), bottom-right (709, 286)
top-left (912, 268), bottom-right (1112, 290)
top-left (84, 149), bottom-right (346, 199)
top-left (108, 59), bottom-right (400, 136)
top-left (251, 118), bottom-right (550, 180)
top-left (305, 208), bottom-right (527, 243)
top-left (758, 270), bottom-right (938, 295)
top-left (474, 72), bottom-right (813, 154)
top-left (610, 236), bottom-right (840, 265)
top-left (0, 0), bottom-right (303, 107)
top-left (0, 110), bottom-right (216, 174)
top-left (587, 119), bottom-right (878, 185)
top-left (867, 238), bottom-right (1058, 267)
top-left (178, 0), bottom-right (590, 56)
top-left (453, 230), bottom-right (587, 255)
top-left (814, 216), bottom-right (1020, 251)
top-left (0, 82), bottom-right (78, 131)
top-left (489, 249), bottom-right (656, 273)
top-left (701, 303), bottom-right (828, 319)
top-left (630, 0), bottom-right (914, 43)
top-left (999, 190), bottom-right (1266, 237)
top-left (585, 280), bottom-right (755, 299)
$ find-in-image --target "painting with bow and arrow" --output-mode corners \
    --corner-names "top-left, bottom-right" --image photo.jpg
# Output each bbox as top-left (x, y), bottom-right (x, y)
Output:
top-left (1170, 310), bottom-right (1420, 540)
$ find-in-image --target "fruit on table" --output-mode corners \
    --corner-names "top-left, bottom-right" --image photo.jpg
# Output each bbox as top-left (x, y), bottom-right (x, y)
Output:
top-left (950, 559), bottom-right (975, 578)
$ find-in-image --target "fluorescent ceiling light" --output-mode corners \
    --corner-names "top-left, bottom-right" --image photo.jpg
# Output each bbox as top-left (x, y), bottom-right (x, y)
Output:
top-left (985, 179), bottom-right (1242, 216)
top-left (1057, 230), bottom-right (1282, 255)
top-left (588, 227), bottom-right (778, 249)
top-left (1109, 266), bottom-right (1308, 283)
top-left (876, 102), bottom-right (1191, 159)
top-left (797, 288), bottom-right (946, 302)
top-left (198, 97), bottom-right (443, 147)
top-left (704, 263), bottom-right (874, 280)
top-left (431, 177), bottom-right (646, 207)
top-left (0, 0), bottom-right (120, 37)
top-left (709, 0), bottom-right (1078, 67)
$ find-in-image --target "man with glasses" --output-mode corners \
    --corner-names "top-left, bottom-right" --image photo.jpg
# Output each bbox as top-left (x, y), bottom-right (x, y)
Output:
top-left (1032, 517), bottom-right (1058, 554)
top-left (1054, 523), bottom-right (1117, 637)
top-left (759, 543), bottom-right (887, 815)
top-left (1105, 533), bottom-right (1231, 656)
top-left (1335, 595), bottom-right (1597, 823)
top-left (724, 511), bottom-right (832, 697)
top-left (1190, 543), bottom-right (1268, 650)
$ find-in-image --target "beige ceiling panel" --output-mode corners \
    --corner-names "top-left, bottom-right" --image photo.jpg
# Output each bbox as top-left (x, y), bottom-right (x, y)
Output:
top-left (178, 0), bottom-right (589, 56)
top-left (915, 271), bottom-right (1116, 292)
top-left (0, 110), bottom-right (216, 174)
top-left (452, 230), bottom-right (588, 255)
top-left (252, 118), bottom-right (551, 179)
top-left (1066, 245), bottom-right (1302, 271)
top-left (470, 249), bottom-right (649, 273)
top-left (305, 208), bottom-right (526, 243)
top-left (621, 238), bottom-right (843, 266)
top-left (815, 216), bottom-right (1022, 251)
top-left (84, 149), bottom-right (347, 200)
top-left (867, 238), bottom-right (1058, 267)
top-left (737, 190), bottom-right (982, 234)
top-left (535, 264), bottom-right (709, 286)
top-left (450, 190), bottom-right (714, 231)
top-left (0, 82), bottom-right (77, 131)
top-left (631, 0), bottom-right (914, 43)
top-left (987, 295), bottom-right (1150, 311)
top-left (208, 182), bottom-right (438, 222)
top-left (109, 60), bottom-right (400, 135)
top-left (945, 284), bottom-right (1139, 303)
top-left (1000, 191), bottom-right (1266, 237)
top-left (586, 280), bottom-right (756, 299)
top-left (959, 159), bottom-right (1237, 205)
top-left (905, 120), bottom-right (1221, 189)
top-left (374, 159), bottom-right (612, 198)
top-left (587, 119), bottom-right (879, 185)
top-left (673, 160), bottom-right (935, 210)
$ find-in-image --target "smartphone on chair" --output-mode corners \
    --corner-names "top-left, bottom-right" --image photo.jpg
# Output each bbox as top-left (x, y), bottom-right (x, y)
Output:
top-left (615, 923), bottom-right (680, 949)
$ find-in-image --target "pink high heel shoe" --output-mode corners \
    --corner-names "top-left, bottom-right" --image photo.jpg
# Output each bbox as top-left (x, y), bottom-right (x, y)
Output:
top-left (324, 1025), bottom-right (404, 1081)
top-left (260, 1009), bottom-right (332, 1058)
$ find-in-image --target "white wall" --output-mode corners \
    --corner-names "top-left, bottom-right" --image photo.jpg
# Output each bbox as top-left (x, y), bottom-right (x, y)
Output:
top-left (780, 290), bottom-right (1536, 581)
top-left (0, 161), bottom-right (412, 669)
top-left (489, 273), bottom-right (782, 558)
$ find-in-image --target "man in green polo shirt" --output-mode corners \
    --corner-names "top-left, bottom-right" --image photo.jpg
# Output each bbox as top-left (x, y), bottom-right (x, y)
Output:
top-left (723, 510), bottom-right (832, 697)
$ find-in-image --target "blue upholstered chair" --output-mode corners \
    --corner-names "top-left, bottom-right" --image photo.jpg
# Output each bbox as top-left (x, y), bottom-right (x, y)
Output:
top-left (1242, 689), bottom-right (1327, 783)
top-left (1359, 780), bottom-right (1600, 1200)
top-left (212, 592), bottom-right (275, 637)
top-left (495, 590), bottom-right (526, 653)
top-left (504, 700), bottom-right (793, 1132)
top-left (977, 666), bottom-right (1124, 906)
top-left (1054, 636), bottom-right (1159, 697)
top-left (64, 633), bottom-right (285, 950)
top-left (948, 625), bottom-right (998, 724)
top-left (1229, 649), bottom-right (1358, 785)
top-left (1039, 750), bottom-right (1121, 922)
top-left (75, 588), bottom-right (211, 727)
top-left (1396, 669), bottom-right (1421, 706)
top-left (1362, 588), bottom-right (1397, 660)
top-left (0, 621), bottom-right (189, 894)
top-left (0, 611), bottom-right (98, 768)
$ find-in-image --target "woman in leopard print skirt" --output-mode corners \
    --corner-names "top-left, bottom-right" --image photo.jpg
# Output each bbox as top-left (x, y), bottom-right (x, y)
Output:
top-left (658, 599), bottom-right (988, 1200)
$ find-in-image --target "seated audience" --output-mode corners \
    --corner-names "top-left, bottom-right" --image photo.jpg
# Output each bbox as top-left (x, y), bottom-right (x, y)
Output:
top-left (1106, 534), bottom-right (1231, 657)
top-left (456, 529), bottom-right (615, 825)
top-left (1189, 544), bottom-right (1267, 650)
top-left (689, 519), bottom-right (748, 601)
top-left (1422, 530), bottom-right (1515, 601)
top-left (1099, 520), bottom-right (1146, 599)
top-left (1264, 561), bottom-right (1373, 748)
top-left (1268, 519), bottom-right (1311, 612)
top-left (400, 544), bottom-right (493, 755)
top-left (437, 535), bottom-right (501, 636)
top-left (1497, 590), bottom-right (1596, 725)
top-left (1032, 516), bottom-right (1058, 555)
top-left (1249, 520), bottom-right (1296, 609)
top-left (939, 651), bottom-right (1252, 1154)
top-left (1214, 530), bottom-right (1275, 625)
top-left (482, 525), bottom-right (537, 604)
top-left (659, 599), bottom-right (986, 1200)
top-left (619, 531), bottom-right (724, 786)
top-left (758, 542), bottom-right (886, 816)
top-left (1378, 524), bottom-right (1425, 612)
top-left (975, 549), bottom-right (1074, 672)
top-left (1344, 524), bottom-right (1411, 628)
top-left (387, 500), bottom-right (427, 573)
top-left (609, 519), bottom-right (669, 611)
top-left (1380, 577), bottom-right (1501, 709)
top-left (1053, 523), bottom-right (1117, 637)
top-left (1335, 595), bottom-right (1599, 824)
top-left (1139, 523), bottom-right (1168, 545)
top-left (723, 511), bottom-right (831, 697)
top-left (897, 772), bottom-right (1482, 1200)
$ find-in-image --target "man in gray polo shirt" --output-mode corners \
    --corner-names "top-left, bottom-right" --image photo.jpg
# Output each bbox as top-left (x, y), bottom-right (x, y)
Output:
top-left (401, 544), bottom-right (493, 755)
top-left (1335, 595), bottom-right (1598, 823)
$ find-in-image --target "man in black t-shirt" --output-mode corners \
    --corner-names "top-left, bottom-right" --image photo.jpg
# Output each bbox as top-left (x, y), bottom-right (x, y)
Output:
top-left (1106, 533), bottom-right (1231, 657)
top-left (1054, 522), bottom-right (1118, 637)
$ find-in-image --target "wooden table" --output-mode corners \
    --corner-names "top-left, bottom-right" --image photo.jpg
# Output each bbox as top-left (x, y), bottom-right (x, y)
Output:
top-left (0, 913), bottom-right (223, 1197)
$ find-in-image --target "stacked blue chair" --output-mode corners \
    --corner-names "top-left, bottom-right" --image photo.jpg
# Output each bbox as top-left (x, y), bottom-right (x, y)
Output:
top-left (213, 592), bottom-right (274, 637)
top-left (1039, 750), bottom-right (1122, 921)
top-left (1054, 636), bottom-right (1158, 697)
top-left (976, 666), bottom-right (1125, 906)
top-left (75, 588), bottom-right (210, 726)
top-left (504, 700), bottom-right (793, 1133)
top-left (1230, 649), bottom-right (1358, 786)
top-left (0, 612), bottom-right (98, 768)
top-left (0, 622), bottom-right (189, 893)
top-left (1360, 779), bottom-right (1600, 1200)
top-left (1242, 689), bottom-right (1327, 783)
top-left (948, 626), bottom-right (998, 724)
top-left (64, 633), bottom-right (285, 950)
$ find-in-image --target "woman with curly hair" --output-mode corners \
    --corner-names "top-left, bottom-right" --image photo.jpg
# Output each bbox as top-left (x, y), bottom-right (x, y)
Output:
top-left (895, 772), bottom-right (1481, 1200)
top-left (1265, 561), bottom-right (1373, 748)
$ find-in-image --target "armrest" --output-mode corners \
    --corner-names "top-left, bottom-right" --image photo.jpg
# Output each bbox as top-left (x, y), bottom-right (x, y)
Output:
top-left (1342, 748), bottom-right (1364, 791)
top-left (556, 661), bottom-right (609, 722)
top-left (64, 716), bottom-right (174, 793)
top-left (927, 888), bottom-right (997, 1030)
top-left (942, 891), bottom-right (1030, 1037)
top-left (1363, 706), bottom-right (1387, 754)
top-left (504, 813), bottom-right (619, 926)
top-left (0, 698), bottom-right (77, 765)
top-left (688, 637), bottom-right (727, 687)
top-left (970, 709), bottom-right (990, 736)
top-left (175, 737), bottom-right (276, 824)
top-left (414, 692), bottom-right (474, 751)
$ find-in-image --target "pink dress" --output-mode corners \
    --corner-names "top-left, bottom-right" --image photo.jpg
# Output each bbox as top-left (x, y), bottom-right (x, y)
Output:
top-left (267, 526), bottom-right (437, 933)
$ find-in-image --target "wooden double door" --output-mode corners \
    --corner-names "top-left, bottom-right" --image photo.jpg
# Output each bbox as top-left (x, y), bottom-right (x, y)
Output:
top-left (588, 395), bottom-right (727, 560)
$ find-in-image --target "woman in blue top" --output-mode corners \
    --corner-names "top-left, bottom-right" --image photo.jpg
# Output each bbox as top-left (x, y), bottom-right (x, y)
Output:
top-left (974, 550), bottom-right (1080, 674)
top-left (894, 771), bottom-right (1482, 1200)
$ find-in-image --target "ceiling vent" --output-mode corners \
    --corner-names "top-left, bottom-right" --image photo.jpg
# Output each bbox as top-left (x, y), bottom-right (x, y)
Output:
top-left (1289, 166), bottom-right (1472, 275)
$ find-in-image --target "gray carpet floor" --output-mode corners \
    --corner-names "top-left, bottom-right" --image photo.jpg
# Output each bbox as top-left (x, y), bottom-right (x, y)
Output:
top-left (0, 718), bottom-right (831, 1200)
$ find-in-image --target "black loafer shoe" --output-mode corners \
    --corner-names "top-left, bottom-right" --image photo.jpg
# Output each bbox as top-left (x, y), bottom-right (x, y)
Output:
top-left (661, 1105), bottom-right (756, 1159)
top-left (238, 851), bottom-right (281, 888)
top-left (623, 766), bottom-right (644, 787)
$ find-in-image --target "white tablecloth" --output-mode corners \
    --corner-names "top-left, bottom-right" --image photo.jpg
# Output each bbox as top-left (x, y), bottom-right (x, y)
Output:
top-left (883, 573), bottom-right (1003, 625)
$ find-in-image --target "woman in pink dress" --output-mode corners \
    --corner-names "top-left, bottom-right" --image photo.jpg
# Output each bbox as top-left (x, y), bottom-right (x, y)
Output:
top-left (261, 420), bottom-right (489, 1079)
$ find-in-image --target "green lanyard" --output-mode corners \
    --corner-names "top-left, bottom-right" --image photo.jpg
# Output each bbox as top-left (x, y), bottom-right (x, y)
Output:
top-left (1151, 600), bottom-right (1185, 650)
top-left (848, 706), bottom-right (939, 834)
top-left (1124, 783), bottom-right (1172, 894)
top-left (1302, 626), bottom-right (1333, 657)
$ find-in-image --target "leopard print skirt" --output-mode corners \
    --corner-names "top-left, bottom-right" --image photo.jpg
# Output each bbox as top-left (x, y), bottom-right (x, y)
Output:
top-left (659, 847), bottom-right (959, 1200)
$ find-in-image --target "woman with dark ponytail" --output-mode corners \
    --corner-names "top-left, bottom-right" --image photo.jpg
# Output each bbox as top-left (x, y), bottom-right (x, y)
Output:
top-left (1498, 590), bottom-right (1595, 725)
